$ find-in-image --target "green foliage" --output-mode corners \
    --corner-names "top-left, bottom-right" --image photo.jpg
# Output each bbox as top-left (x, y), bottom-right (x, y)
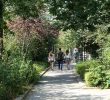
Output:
top-left (7, 17), bottom-right (58, 61)
top-left (100, 34), bottom-right (110, 66)
top-left (106, 70), bottom-right (110, 88)
top-left (0, 84), bottom-right (6, 100)
top-left (5, 0), bottom-right (45, 18)
top-left (25, 33), bottom-right (57, 61)
top-left (47, 0), bottom-right (110, 30)
top-left (1, 0), bottom-right (46, 57)
top-left (0, 0), bottom-right (56, 99)
top-left (57, 30), bottom-right (76, 49)
top-left (46, 0), bottom-right (110, 59)
top-left (0, 57), bottom-right (39, 99)
top-left (102, 48), bottom-right (110, 67)
top-left (0, 55), bottom-right (48, 99)
top-left (85, 65), bottom-right (110, 88)
top-left (85, 72), bottom-right (95, 86)
top-left (76, 62), bottom-right (87, 79)
top-left (77, 60), bottom-right (110, 88)
top-left (83, 27), bottom-right (110, 88)
top-left (76, 60), bottom-right (99, 79)
top-left (33, 61), bottom-right (49, 72)
top-left (0, 0), bottom-right (3, 58)
top-left (0, 33), bottom-right (49, 99)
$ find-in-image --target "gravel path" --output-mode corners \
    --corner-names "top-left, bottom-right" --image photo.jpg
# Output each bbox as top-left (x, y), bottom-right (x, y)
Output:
top-left (25, 64), bottom-right (110, 100)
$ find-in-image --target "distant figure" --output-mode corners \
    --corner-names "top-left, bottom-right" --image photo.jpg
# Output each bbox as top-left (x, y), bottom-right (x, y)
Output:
top-left (48, 51), bottom-right (55, 70)
top-left (65, 50), bottom-right (71, 70)
top-left (57, 48), bottom-right (64, 70)
top-left (87, 52), bottom-right (91, 60)
top-left (73, 48), bottom-right (79, 62)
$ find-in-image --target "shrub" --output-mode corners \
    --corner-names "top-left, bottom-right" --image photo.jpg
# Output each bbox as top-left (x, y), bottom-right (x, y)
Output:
top-left (0, 55), bottom-right (43, 99)
top-left (0, 84), bottom-right (7, 100)
top-left (76, 62), bottom-right (87, 79)
top-left (76, 60), bottom-right (99, 79)
top-left (85, 65), bottom-right (110, 88)
top-left (106, 70), bottom-right (110, 88)
top-left (33, 61), bottom-right (49, 73)
top-left (85, 72), bottom-right (96, 86)
top-left (0, 21), bottom-right (52, 99)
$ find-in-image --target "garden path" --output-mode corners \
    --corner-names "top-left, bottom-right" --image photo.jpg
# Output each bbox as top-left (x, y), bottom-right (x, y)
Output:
top-left (25, 64), bottom-right (110, 100)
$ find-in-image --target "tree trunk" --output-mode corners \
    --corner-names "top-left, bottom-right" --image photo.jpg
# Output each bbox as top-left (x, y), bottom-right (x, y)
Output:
top-left (0, 0), bottom-right (3, 58)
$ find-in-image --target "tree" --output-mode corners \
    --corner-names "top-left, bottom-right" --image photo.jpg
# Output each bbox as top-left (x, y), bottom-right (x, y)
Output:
top-left (7, 17), bottom-right (59, 60)
top-left (47, 0), bottom-right (110, 31)
top-left (0, 0), bottom-right (45, 57)
top-left (46, 0), bottom-right (110, 58)
top-left (0, 0), bottom-right (3, 57)
top-left (5, 0), bottom-right (45, 18)
top-left (57, 30), bottom-right (76, 49)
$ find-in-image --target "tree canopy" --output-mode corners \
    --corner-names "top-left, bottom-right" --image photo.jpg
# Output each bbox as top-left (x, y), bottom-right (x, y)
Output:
top-left (47, 0), bottom-right (110, 31)
top-left (5, 0), bottom-right (45, 18)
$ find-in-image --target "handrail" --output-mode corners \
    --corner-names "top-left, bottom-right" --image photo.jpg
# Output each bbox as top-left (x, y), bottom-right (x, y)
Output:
top-left (40, 66), bottom-right (51, 77)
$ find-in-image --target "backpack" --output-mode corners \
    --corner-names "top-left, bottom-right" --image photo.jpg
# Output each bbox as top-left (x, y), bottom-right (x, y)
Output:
top-left (58, 52), bottom-right (64, 61)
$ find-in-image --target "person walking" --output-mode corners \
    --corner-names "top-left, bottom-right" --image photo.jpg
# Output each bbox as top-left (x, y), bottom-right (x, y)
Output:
top-left (73, 48), bottom-right (79, 63)
top-left (48, 51), bottom-right (55, 70)
top-left (57, 48), bottom-right (64, 70)
top-left (65, 50), bottom-right (71, 70)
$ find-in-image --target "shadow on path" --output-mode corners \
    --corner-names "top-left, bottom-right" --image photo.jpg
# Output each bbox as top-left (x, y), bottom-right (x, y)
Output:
top-left (25, 66), bottom-right (110, 100)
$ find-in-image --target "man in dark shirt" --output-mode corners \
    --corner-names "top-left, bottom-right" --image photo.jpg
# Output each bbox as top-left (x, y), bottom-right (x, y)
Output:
top-left (57, 48), bottom-right (64, 70)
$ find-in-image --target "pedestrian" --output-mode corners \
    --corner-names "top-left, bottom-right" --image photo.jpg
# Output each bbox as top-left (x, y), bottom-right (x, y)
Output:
top-left (74, 48), bottom-right (79, 63)
top-left (48, 51), bottom-right (55, 70)
top-left (65, 50), bottom-right (71, 70)
top-left (57, 48), bottom-right (64, 70)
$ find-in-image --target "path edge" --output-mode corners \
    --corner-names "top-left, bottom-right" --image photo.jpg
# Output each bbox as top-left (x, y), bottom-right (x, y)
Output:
top-left (15, 84), bottom-right (34, 100)
top-left (15, 67), bottom-right (50, 100)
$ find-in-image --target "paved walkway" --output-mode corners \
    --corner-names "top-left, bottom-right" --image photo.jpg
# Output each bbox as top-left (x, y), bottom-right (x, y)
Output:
top-left (25, 64), bottom-right (110, 100)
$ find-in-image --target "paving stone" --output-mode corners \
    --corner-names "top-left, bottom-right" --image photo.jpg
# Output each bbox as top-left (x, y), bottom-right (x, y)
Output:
top-left (25, 64), bottom-right (110, 100)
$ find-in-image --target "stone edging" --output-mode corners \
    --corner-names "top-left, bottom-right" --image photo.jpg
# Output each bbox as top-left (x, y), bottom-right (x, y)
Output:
top-left (21, 84), bottom-right (34, 100)
top-left (15, 84), bottom-right (33, 100)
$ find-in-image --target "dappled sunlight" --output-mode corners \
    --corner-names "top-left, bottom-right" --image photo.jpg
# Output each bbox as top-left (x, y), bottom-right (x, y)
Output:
top-left (25, 65), bottom-right (110, 100)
